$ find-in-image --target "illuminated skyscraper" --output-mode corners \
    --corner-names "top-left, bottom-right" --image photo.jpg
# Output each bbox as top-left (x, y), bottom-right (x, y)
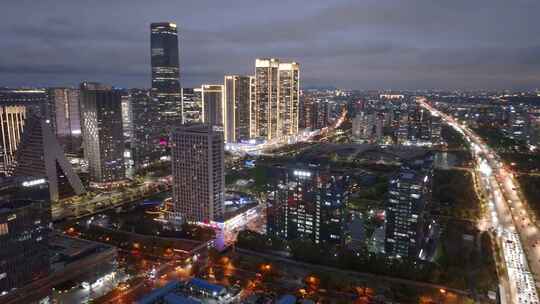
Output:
top-left (170, 124), bottom-right (224, 223)
top-left (150, 22), bottom-right (181, 123)
top-left (253, 58), bottom-right (299, 140)
top-left (121, 93), bottom-right (133, 142)
top-left (267, 167), bottom-right (350, 244)
top-left (223, 75), bottom-right (251, 143)
top-left (0, 89), bottom-right (49, 175)
top-left (384, 163), bottom-right (433, 259)
top-left (181, 87), bottom-right (202, 124)
top-left (277, 61), bottom-right (300, 137)
top-left (249, 76), bottom-right (256, 137)
top-left (254, 58), bottom-right (279, 139)
top-left (47, 88), bottom-right (81, 152)
top-left (80, 82), bottom-right (125, 183)
top-left (131, 89), bottom-right (160, 168)
top-left (201, 85), bottom-right (223, 126)
top-left (0, 105), bottom-right (26, 174)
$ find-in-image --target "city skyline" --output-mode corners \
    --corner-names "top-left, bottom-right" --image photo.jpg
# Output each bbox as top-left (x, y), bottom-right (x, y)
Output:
top-left (2, 2), bottom-right (540, 303)
top-left (1, 1), bottom-right (540, 90)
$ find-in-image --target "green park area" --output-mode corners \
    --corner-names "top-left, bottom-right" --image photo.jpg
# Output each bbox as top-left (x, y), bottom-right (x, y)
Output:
top-left (432, 169), bottom-right (482, 221)
top-left (472, 126), bottom-right (527, 153)
top-left (518, 175), bottom-right (540, 221)
top-left (442, 125), bottom-right (468, 150)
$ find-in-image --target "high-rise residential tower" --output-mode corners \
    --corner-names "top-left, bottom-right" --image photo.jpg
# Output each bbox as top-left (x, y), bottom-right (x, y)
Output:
top-left (253, 58), bottom-right (300, 140)
top-left (201, 85), bottom-right (224, 127)
top-left (150, 22), bottom-right (181, 123)
top-left (170, 124), bottom-right (224, 223)
top-left (254, 58), bottom-right (279, 139)
top-left (277, 61), bottom-right (300, 137)
top-left (223, 75), bottom-right (251, 143)
top-left (80, 82), bottom-right (125, 184)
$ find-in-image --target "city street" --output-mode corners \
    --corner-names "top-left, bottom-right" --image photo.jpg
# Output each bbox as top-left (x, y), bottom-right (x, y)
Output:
top-left (419, 98), bottom-right (540, 304)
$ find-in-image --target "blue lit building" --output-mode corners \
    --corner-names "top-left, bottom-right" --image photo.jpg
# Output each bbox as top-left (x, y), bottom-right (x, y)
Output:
top-left (136, 278), bottom-right (238, 304)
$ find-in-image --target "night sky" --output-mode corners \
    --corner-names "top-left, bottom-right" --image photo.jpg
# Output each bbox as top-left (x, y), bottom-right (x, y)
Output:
top-left (1, 0), bottom-right (539, 90)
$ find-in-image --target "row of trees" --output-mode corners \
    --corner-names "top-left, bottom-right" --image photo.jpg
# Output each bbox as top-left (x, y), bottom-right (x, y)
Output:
top-left (237, 230), bottom-right (440, 286)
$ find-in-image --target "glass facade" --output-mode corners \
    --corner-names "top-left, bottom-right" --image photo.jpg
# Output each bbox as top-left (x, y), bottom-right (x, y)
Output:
top-left (151, 22), bottom-right (181, 123)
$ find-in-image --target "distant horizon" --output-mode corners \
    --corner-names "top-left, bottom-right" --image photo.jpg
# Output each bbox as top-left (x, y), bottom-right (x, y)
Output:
top-left (1, 84), bottom-right (540, 93)
top-left (1, 1), bottom-right (539, 90)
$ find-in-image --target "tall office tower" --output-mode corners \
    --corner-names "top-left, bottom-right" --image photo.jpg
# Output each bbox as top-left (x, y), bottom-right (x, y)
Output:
top-left (201, 85), bottom-right (224, 126)
top-left (0, 105), bottom-right (26, 174)
top-left (384, 163), bottom-right (433, 259)
top-left (150, 22), bottom-right (182, 124)
top-left (0, 176), bottom-right (51, 299)
top-left (131, 89), bottom-right (161, 169)
top-left (267, 167), bottom-right (350, 244)
top-left (223, 75), bottom-right (251, 143)
top-left (80, 82), bottom-right (125, 184)
top-left (170, 124), bottom-right (224, 223)
top-left (181, 87), bottom-right (203, 124)
top-left (121, 94), bottom-right (134, 142)
top-left (253, 58), bottom-right (300, 140)
top-left (47, 88), bottom-right (82, 153)
top-left (13, 114), bottom-right (85, 201)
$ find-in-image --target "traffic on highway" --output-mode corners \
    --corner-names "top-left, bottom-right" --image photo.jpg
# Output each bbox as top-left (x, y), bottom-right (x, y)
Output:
top-left (419, 97), bottom-right (540, 304)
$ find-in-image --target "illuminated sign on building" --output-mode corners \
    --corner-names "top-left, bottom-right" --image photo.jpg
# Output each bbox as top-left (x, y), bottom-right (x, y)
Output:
top-left (22, 178), bottom-right (46, 187)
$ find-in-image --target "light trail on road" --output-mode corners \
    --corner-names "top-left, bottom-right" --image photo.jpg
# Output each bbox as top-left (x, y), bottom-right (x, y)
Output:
top-left (418, 97), bottom-right (539, 304)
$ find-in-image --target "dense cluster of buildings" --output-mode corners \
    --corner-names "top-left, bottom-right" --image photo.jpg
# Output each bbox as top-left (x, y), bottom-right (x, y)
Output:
top-left (263, 156), bottom-right (436, 261)
top-left (351, 95), bottom-right (442, 146)
top-left (0, 21), bottom-right (304, 226)
top-left (430, 94), bottom-right (540, 149)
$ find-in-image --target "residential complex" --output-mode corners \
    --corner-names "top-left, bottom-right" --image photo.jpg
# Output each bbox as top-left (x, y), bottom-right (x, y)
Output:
top-left (223, 75), bottom-right (251, 143)
top-left (252, 58), bottom-right (300, 140)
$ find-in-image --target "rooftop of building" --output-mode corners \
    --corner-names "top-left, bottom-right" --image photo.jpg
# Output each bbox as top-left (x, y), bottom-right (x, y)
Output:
top-left (137, 278), bottom-right (232, 304)
top-left (187, 278), bottom-right (225, 294)
top-left (50, 234), bottom-right (115, 265)
top-left (171, 123), bottom-right (223, 135)
top-left (276, 295), bottom-right (297, 304)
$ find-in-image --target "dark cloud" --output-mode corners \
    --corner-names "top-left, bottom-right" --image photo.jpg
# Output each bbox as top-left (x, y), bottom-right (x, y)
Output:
top-left (1, 0), bottom-right (539, 89)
